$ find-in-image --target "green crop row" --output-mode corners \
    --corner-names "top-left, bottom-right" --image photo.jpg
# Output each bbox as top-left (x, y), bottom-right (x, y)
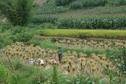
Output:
top-left (40, 29), bottom-right (126, 39)
top-left (31, 15), bottom-right (57, 24)
top-left (32, 15), bottom-right (126, 29)
top-left (70, 0), bottom-right (126, 9)
top-left (70, 0), bottom-right (106, 9)
top-left (57, 15), bottom-right (126, 29)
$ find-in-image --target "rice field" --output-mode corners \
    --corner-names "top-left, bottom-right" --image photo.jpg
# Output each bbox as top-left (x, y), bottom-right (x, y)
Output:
top-left (40, 29), bottom-right (126, 39)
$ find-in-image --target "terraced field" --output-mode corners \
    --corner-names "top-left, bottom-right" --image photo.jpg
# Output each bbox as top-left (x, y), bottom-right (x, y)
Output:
top-left (0, 0), bottom-right (126, 84)
top-left (0, 42), bottom-right (118, 78)
top-left (40, 29), bottom-right (126, 39)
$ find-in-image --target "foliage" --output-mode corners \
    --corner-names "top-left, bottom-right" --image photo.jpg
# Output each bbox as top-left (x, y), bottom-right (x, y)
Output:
top-left (0, 0), bottom-right (33, 26)
top-left (55, 0), bottom-right (75, 6)
top-left (70, 0), bottom-right (106, 9)
top-left (57, 15), bottom-right (126, 29)
top-left (70, 1), bottom-right (83, 9)
top-left (32, 15), bottom-right (57, 25)
top-left (114, 48), bottom-right (126, 74)
top-left (52, 65), bottom-right (58, 84)
top-left (0, 29), bottom-right (13, 48)
top-left (32, 15), bottom-right (126, 29)
top-left (0, 64), bottom-right (12, 84)
top-left (108, 0), bottom-right (126, 6)
top-left (34, 0), bottom-right (68, 14)
top-left (9, 27), bottom-right (33, 42)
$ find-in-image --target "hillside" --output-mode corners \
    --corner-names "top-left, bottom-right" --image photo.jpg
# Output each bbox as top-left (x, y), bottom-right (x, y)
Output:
top-left (0, 0), bottom-right (126, 84)
top-left (32, 0), bottom-right (126, 29)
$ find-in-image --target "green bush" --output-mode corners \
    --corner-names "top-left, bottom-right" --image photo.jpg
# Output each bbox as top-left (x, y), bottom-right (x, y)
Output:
top-left (0, 33), bottom-right (13, 48)
top-left (81, 0), bottom-right (106, 7)
top-left (0, 0), bottom-right (33, 26)
top-left (108, 0), bottom-right (126, 6)
top-left (11, 32), bottom-right (33, 42)
top-left (55, 0), bottom-right (75, 6)
top-left (8, 26), bottom-right (33, 42)
top-left (70, 1), bottom-right (83, 9)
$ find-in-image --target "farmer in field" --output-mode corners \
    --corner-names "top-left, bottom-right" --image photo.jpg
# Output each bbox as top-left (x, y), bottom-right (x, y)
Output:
top-left (50, 54), bottom-right (57, 64)
top-left (57, 47), bottom-right (63, 63)
top-left (29, 58), bottom-right (35, 65)
top-left (38, 57), bottom-right (46, 66)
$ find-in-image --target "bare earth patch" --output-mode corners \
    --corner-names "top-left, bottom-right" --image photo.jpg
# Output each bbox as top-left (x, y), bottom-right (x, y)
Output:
top-left (34, 0), bottom-right (47, 5)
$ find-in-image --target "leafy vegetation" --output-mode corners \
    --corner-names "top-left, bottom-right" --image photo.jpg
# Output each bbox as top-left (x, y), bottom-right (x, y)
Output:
top-left (32, 15), bottom-right (57, 24)
top-left (55, 0), bottom-right (75, 6)
top-left (57, 15), bottom-right (126, 29)
top-left (0, 0), bottom-right (33, 26)
top-left (70, 0), bottom-right (106, 9)
top-left (113, 48), bottom-right (126, 74)
top-left (0, 0), bottom-right (126, 83)
top-left (34, 0), bottom-right (68, 14)
top-left (31, 14), bottom-right (126, 29)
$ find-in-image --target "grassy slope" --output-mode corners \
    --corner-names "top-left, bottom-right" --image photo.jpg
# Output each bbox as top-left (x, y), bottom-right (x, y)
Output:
top-left (57, 6), bottom-right (126, 18)
top-left (35, 0), bottom-right (126, 17)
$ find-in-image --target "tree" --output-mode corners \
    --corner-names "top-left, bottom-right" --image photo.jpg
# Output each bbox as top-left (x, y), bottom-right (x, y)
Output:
top-left (0, 0), bottom-right (33, 26)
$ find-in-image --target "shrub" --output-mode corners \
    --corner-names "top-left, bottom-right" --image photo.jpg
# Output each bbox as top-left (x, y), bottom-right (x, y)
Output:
top-left (11, 32), bottom-right (33, 42)
top-left (70, 1), bottom-right (83, 9)
top-left (0, 33), bottom-right (13, 48)
top-left (108, 0), bottom-right (126, 6)
top-left (55, 0), bottom-right (75, 6)
top-left (0, 0), bottom-right (33, 26)
top-left (9, 27), bottom-right (33, 42)
top-left (82, 0), bottom-right (106, 7)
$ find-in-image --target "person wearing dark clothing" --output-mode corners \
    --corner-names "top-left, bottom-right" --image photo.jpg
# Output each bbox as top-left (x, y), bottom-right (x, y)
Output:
top-left (58, 47), bottom-right (62, 63)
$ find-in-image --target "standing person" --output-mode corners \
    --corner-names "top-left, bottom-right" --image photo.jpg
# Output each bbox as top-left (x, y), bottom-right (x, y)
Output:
top-left (57, 47), bottom-right (63, 63)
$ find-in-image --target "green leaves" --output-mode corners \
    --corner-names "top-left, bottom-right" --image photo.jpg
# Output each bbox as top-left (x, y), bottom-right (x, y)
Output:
top-left (57, 15), bottom-right (126, 29)
top-left (0, 0), bottom-right (33, 26)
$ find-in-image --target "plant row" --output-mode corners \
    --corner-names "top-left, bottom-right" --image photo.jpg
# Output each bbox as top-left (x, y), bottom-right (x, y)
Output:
top-left (55, 0), bottom-right (126, 9)
top-left (40, 29), bottom-right (126, 39)
top-left (32, 15), bottom-right (126, 29)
